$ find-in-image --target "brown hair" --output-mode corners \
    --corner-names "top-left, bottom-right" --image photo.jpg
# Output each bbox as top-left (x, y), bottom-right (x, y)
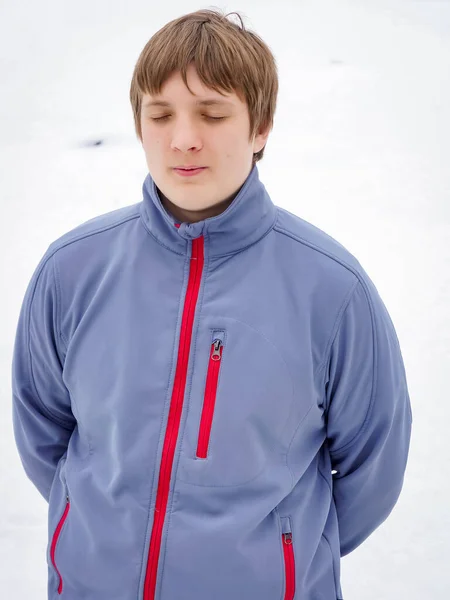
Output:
top-left (129, 8), bottom-right (279, 164)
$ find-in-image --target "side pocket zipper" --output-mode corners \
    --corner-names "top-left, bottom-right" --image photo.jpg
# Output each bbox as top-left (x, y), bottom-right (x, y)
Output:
top-left (281, 516), bottom-right (296, 600)
top-left (50, 493), bottom-right (70, 595)
top-left (196, 330), bottom-right (224, 459)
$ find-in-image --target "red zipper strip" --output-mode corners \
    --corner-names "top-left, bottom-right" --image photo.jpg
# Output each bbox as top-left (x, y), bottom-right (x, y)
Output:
top-left (282, 531), bottom-right (296, 600)
top-left (143, 235), bottom-right (205, 599)
top-left (196, 339), bottom-right (223, 458)
top-left (50, 498), bottom-right (70, 595)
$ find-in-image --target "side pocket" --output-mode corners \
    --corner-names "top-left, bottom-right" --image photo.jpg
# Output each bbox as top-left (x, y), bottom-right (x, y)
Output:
top-left (195, 330), bottom-right (225, 459)
top-left (50, 492), bottom-right (70, 595)
top-left (280, 516), bottom-right (296, 600)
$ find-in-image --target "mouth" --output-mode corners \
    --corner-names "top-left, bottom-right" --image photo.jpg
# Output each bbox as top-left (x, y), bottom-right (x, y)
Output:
top-left (173, 167), bottom-right (207, 177)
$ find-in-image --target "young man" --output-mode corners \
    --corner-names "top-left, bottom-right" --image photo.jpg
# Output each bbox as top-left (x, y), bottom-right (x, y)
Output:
top-left (11, 9), bottom-right (413, 600)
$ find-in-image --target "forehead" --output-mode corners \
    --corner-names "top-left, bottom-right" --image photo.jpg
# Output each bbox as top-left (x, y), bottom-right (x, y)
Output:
top-left (142, 97), bottom-right (236, 109)
top-left (142, 65), bottom-right (242, 108)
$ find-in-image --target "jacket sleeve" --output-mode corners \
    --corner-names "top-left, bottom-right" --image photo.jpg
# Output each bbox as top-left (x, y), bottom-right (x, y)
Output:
top-left (324, 275), bottom-right (413, 557)
top-left (11, 249), bottom-right (76, 503)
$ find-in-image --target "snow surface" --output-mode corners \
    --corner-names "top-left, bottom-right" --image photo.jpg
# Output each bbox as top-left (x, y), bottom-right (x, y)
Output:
top-left (1, 0), bottom-right (449, 598)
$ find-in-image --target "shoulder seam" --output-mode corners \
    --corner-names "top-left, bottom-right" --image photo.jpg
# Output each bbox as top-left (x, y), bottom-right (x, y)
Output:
top-left (274, 221), bottom-right (358, 277)
top-left (49, 209), bottom-right (141, 255)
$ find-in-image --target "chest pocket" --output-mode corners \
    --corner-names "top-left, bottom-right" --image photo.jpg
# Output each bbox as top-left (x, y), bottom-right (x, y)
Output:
top-left (177, 317), bottom-right (297, 488)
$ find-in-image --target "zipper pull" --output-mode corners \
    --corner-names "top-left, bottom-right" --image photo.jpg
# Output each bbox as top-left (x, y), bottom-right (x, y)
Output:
top-left (211, 339), bottom-right (222, 361)
top-left (283, 532), bottom-right (293, 545)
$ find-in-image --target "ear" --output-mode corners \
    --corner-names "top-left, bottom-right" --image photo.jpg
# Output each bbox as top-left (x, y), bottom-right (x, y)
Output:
top-left (253, 125), bottom-right (271, 154)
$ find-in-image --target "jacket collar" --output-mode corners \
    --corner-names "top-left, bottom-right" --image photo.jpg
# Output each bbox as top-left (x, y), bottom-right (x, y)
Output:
top-left (139, 164), bottom-right (277, 257)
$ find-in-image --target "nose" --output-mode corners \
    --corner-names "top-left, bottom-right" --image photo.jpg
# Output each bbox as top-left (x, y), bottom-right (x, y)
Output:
top-left (170, 118), bottom-right (203, 153)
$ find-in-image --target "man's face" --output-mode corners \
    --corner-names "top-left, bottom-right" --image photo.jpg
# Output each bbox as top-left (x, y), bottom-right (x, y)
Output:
top-left (140, 63), bottom-right (269, 223)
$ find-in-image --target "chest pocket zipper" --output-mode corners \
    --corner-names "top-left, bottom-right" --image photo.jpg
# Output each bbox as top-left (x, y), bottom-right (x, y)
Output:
top-left (281, 516), bottom-right (296, 600)
top-left (50, 493), bottom-right (70, 594)
top-left (196, 330), bottom-right (224, 459)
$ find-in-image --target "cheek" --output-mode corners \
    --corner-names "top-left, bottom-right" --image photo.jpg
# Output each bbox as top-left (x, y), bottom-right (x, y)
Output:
top-left (141, 128), bottom-right (160, 152)
top-left (140, 125), bottom-right (148, 144)
top-left (141, 119), bottom-right (155, 140)
top-left (224, 128), bottom-right (248, 149)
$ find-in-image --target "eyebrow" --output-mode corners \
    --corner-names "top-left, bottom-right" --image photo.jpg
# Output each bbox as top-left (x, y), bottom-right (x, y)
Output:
top-left (143, 99), bottom-right (233, 108)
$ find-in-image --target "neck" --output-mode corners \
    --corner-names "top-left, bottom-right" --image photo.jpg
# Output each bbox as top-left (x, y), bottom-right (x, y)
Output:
top-left (159, 189), bottom-right (240, 224)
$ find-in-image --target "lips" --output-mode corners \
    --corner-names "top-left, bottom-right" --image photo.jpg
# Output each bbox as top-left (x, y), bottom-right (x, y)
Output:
top-left (174, 167), bottom-right (207, 177)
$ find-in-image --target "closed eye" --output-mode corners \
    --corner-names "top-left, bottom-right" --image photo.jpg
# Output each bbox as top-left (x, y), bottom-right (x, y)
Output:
top-left (151, 115), bottom-right (226, 122)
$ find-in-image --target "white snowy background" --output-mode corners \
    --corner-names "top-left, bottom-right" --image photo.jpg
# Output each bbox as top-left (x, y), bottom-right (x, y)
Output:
top-left (1, 0), bottom-right (448, 598)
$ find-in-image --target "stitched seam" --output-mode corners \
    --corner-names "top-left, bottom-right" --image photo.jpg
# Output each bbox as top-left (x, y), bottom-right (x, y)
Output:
top-left (321, 531), bottom-right (339, 599)
top-left (318, 278), bottom-right (360, 396)
top-left (317, 449), bottom-right (339, 597)
top-left (274, 223), bottom-right (362, 276)
top-left (327, 280), bottom-right (377, 457)
top-left (49, 211), bottom-right (141, 256)
top-left (26, 255), bottom-right (73, 430)
top-left (319, 278), bottom-right (360, 379)
top-left (52, 253), bottom-right (67, 356)
top-left (285, 400), bottom-right (315, 491)
top-left (53, 252), bottom-right (94, 458)
top-left (317, 451), bottom-right (333, 497)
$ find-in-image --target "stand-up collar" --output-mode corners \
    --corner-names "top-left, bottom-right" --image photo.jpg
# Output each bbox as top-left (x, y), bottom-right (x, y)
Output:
top-left (139, 164), bottom-right (277, 257)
